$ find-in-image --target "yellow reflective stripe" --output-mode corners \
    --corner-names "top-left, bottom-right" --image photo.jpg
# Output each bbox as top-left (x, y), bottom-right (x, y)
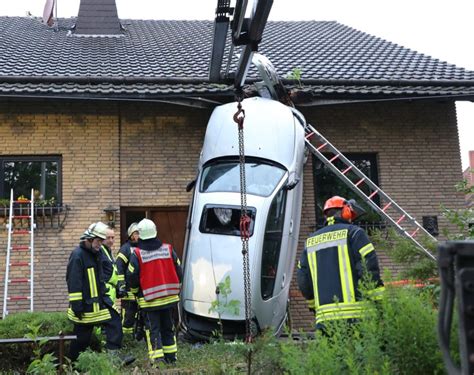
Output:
top-left (123, 327), bottom-right (134, 334)
top-left (337, 245), bottom-right (347, 302)
top-left (87, 268), bottom-right (95, 298)
top-left (307, 230), bottom-right (348, 248)
top-left (122, 292), bottom-right (135, 300)
top-left (137, 295), bottom-right (179, 308)
top-left (150, 349), bottom-right (164, 359)
top-left (306, 251), bottom-right (319, 308)
top-left (176, 258), bottom-right (181, 266)
top-left (307, 299), bottom-right (315, 309)
top-left (117, 274), bottom-right (125, 281)
top-left (344, 244), bottom-right (355, 301)
top-left (67, 308), bottom-right (111, 324)
top-left (128, 263), bottom-right (135, 273)
top-left (145, 329), bottom-right (153, 357)
top-left (338, 245), bottom-right (354, 303)
top-left (101, 245), bottom-right (113, 262)
top-left (69, 292), bottom-right (82, 301)
top-left (359, 243), bottom-right (375, 258)
top-left (87, 267), bottom-right (100, 313)
top-left (87, 268), bottom-right (98, 298)
top-left (163, 343), bottom-right (177, 353)
top-left (316, 301), bottom-right (368, 314)
top-left (316, 310), bottom-right (365, 324)
top-left (130, 288), bottom-right (139, 294)
top-left (315, 301), bottom-right (370, 324)
top-left (367, 286), bottom-right (385, 300)
top-left (117, 253), bottom-right (128, 263)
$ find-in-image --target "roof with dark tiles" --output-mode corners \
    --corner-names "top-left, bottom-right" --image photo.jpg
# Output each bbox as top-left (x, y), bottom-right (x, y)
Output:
top-left (1, 16), bottom-right (474, 102)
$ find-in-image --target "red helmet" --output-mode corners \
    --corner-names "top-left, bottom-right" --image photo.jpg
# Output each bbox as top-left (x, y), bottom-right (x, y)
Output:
top-left (323, 196), bottom-right (347, 212)
top-left (323, 196), bottom-right (355, 221)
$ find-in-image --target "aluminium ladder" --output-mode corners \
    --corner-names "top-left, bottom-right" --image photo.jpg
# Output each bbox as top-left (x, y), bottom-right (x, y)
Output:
top-left (301, 121), bottom-right (437, 261)
top-left (3, 189), bottom-right (35, 317)
top-left (248, 52), bottom-right (437, 260)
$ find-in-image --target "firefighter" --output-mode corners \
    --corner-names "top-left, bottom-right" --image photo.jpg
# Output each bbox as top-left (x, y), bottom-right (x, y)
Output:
top-left (66, 222), bottom-right (133, 363)
top-left (126, 218), bottom-right (182, 365)
top-left (297, 196), bottom-right (384, 331)
top-left (116, 222), bottom-right (141, 337)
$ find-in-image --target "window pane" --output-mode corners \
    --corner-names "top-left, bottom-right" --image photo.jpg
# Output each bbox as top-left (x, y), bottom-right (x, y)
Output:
top-left (200, 160), bottom-right (286, 197)
top-left (313, 153), bottom-right (381, 226)
top-left (261, 188), bottom-right (287, 300)
top-left (2, 159), bottom-right (59, 202)
top-left (199, 205), bottom-right (256, 237)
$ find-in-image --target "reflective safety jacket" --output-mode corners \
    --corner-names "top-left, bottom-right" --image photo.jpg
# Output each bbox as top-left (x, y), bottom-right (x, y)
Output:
top-left (116, 241), bottom-right (136, 301)
top-left (126, 238), bottom-right (182, 311)
top-left (297, 217), bottom-right (384, 326)
top-left (66, 243), bottom-right (113, 324)
top-left (100, 244), bottom-right (119, 304)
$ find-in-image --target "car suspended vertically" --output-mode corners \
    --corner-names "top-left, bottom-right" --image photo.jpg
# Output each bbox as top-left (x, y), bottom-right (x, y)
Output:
top-left (180, 96), bottom-right (307, 339)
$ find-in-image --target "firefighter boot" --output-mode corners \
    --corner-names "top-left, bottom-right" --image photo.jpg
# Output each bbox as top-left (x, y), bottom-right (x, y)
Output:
top-left (107, 350), bottom-right (136, 366)
top-left (164, 353), bottom-right (177, 366)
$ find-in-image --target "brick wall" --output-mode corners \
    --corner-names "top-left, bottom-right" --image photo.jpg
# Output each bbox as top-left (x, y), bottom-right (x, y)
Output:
top-left (0, 98), bottom-right (464, 331)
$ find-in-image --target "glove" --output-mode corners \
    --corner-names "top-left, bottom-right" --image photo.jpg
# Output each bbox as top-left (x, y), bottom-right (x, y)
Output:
top-left (116, 282), bottom-right (128, 299)
top-left (73, 310), bottom-right (84, 320)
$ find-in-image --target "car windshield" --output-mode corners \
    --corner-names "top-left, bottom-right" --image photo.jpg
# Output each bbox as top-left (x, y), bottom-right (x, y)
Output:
top-left (200, 160), bottom-right (286, 197)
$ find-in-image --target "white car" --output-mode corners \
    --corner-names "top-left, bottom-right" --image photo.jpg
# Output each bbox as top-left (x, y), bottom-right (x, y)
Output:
top-left (180, 96), bottom-right (307, 339)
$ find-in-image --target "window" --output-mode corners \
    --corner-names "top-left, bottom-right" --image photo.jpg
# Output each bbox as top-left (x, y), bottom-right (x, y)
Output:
top-left (199, 204), bottom-right (256, 237)
top-left (313, 153), bottom-right (381, 226)
top-left (0, 156), bottom-right (61, 203)
top-left (200, 158), bottom-right (286, 197)
top-left (261, 187), bottom-right (287, 300)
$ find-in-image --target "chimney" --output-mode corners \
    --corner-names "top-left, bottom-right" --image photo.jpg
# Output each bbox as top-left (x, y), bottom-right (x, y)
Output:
top-left (74, 0), bottom-right (121, 35)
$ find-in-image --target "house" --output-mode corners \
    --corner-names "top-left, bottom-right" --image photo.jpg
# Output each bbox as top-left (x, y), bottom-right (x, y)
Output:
top-left (0, 0), bottom-right (471, 330)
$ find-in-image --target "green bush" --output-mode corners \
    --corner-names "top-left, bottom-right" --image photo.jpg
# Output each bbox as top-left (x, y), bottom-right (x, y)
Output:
top-left (380, 286), bottom-right (444, 374)
top-left (0, 311), bottom-right (72, 338)
top-left (371, 228), bottom-right (438, 280)
top-left (75, 349), bottom-right (121, 375)
top-left (278, 285), bottom-right (449, 374)
top-left (26, 352), bottom-right (57, 375)
top-left (0, 312), bottom-right (72, 372)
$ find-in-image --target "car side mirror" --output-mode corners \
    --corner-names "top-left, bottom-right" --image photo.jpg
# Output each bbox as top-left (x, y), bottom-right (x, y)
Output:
top-left (285, 175), bottom-right (300, 191)
top-left (186, 179), bottom-right (196, 192)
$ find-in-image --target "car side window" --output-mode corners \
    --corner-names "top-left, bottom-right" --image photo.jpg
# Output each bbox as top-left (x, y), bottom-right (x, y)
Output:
top-left (261, 187), bottom-right (287, 300)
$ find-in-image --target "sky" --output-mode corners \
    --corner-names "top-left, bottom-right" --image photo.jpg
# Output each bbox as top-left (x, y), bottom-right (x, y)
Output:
top-left (1, 0), bottom-right (473, 170)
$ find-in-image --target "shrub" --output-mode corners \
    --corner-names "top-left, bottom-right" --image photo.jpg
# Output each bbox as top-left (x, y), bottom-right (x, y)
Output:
top-left (0, 311), bottom-right (72, 338)
top-left (278, 285), bottom-right (448, 374)
top-left (75, 349), bottom-right (121, 375)
top-left (26, 352), bottom-right (57, 375)
top-left (0, 312), bottom-right (72, 372)
top-left (380, 286), bottom-right (444, 374)
top-left (371, 228), bottom-right (438, 280)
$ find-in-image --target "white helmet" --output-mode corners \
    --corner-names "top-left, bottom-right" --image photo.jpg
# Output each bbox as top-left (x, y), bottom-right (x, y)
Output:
top-left (137, 218), bottom-right (157, 240)
top-left (127, 222), bottom-right (139, 238)
top-left (81, 221), bottom-right (109, 240)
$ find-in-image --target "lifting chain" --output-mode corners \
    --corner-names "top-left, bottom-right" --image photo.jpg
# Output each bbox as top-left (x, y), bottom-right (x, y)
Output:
top-left (233, 98), bottom-right (252, 343)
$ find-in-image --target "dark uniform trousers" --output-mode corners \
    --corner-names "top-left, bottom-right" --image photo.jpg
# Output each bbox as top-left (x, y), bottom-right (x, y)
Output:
top-left (69, 307), bottom-right (123, 361)
top-left (121, 299), bottom-right (139, 333)
top-left (143, 308), bottom-right (177, 361)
